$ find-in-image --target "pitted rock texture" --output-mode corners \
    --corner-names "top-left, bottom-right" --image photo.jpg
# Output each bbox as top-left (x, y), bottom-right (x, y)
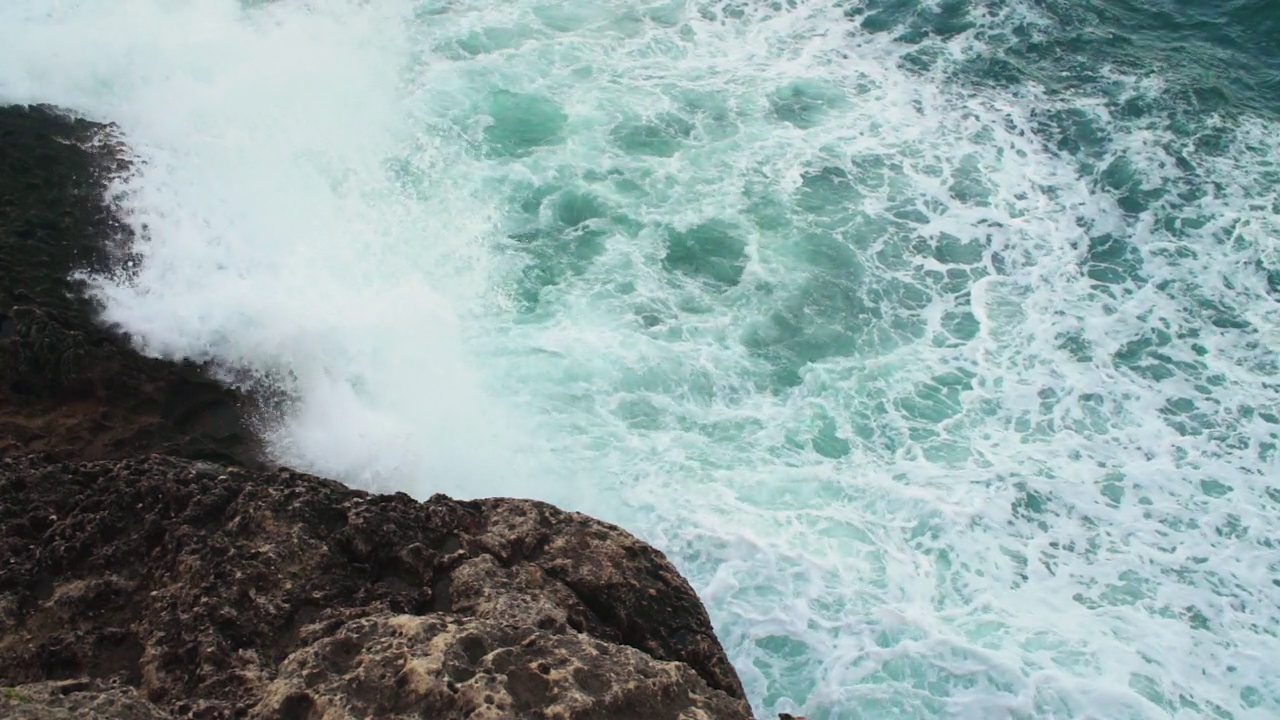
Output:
top-left (254, 614), bottom-right (735, 719)
top-left (0, 103), bottom-right (751, 719)
top-left (1, 680), bottom-right (169, 720)
top-left (0, 454), bottom-right (751, 719)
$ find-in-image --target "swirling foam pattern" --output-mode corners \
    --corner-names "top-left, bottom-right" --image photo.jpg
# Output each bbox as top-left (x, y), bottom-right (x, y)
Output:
top-left (3, 0), bottom-right (1278, 717)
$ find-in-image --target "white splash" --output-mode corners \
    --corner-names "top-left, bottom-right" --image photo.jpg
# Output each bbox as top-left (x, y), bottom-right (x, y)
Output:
top-left (2, 0), bottom-right (1277, 717)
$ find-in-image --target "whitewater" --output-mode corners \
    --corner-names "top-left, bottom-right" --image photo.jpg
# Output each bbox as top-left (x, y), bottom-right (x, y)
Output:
top-left (3, 0), bottom-right (1278, 717)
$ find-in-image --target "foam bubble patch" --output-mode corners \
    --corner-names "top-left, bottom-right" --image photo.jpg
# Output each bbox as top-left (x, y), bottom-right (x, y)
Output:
top-left (4, 0), bottom-right (1278, 717)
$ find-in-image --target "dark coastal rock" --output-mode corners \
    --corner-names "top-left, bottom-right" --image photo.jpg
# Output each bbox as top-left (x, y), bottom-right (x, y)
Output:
top-left (0, 104), bottom-right (263, 469)
top-left (0, 103), bottom-right (753, 719)
top-left (0, 454), bottom-right (751, 719)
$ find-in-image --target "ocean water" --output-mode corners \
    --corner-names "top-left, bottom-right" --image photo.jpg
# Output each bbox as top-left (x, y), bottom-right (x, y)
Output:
top-left (3, 0), bottom-right (1279, 717)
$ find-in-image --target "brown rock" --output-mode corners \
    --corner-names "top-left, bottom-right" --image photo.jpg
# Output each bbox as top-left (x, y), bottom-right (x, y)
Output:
top-left (0, 103), bottom-right (752, 719)
top-left (1, 679), bottom-right (170, 720)
top-left (0, 455), bottom-right (751, 719)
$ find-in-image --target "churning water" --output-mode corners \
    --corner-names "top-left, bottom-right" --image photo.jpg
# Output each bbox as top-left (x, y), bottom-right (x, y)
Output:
top-left (3, 0), bottom-right (1279, 717)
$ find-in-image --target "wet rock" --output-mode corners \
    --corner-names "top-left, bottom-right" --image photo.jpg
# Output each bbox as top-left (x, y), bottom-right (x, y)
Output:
top-left (0, 104), bottom-right (263, 468)
top-left (0, 103), bottom-right (752, 718)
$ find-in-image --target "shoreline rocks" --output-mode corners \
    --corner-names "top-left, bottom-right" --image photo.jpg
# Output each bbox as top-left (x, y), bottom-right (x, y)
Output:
top-left (0, 105), bottom-right (265, 470)
top-left (0, 104), bottom-right (753, 719)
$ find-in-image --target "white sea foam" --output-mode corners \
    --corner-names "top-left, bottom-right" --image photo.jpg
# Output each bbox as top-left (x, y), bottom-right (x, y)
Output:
top-left (3, 0), bottom-right (1278, 717)
top-left (0, 0), bottom-right (542, 499)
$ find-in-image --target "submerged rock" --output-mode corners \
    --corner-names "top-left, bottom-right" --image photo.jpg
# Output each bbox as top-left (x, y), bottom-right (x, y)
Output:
top-left (0, 104), bottom-right (753, 718)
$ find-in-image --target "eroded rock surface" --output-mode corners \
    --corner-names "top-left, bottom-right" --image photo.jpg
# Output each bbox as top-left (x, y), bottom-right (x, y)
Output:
top-left (0, 455), bottom-right (751, 719)
top-left (0, 104), bottom-right (752, 719)
top-left (1, 680), bottom-right (169, 720)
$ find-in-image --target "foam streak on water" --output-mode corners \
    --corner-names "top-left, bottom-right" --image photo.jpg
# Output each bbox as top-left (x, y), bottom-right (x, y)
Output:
top-left (3, 0), bottom-right (1279, 718)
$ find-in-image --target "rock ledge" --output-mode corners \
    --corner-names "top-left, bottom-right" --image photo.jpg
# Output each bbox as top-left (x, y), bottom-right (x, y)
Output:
top-left (0, 454), bottom-right (751, 719)
top-left (0, 105), bottom-right (751, 719)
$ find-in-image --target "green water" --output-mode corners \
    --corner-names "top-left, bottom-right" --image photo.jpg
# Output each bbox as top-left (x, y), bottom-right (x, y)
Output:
top-left (3, 0), bottom-right (1278, 717)
top-left (450, 2), bottom-right (1280, 716)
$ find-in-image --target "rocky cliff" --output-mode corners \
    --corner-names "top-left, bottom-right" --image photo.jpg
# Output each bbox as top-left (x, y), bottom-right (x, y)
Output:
top-left (0, 104), bottom-right (753, 720)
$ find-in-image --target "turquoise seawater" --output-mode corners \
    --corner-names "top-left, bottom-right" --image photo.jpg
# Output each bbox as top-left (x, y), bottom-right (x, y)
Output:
top-left (2, 0), bottom-right (1278, 717)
